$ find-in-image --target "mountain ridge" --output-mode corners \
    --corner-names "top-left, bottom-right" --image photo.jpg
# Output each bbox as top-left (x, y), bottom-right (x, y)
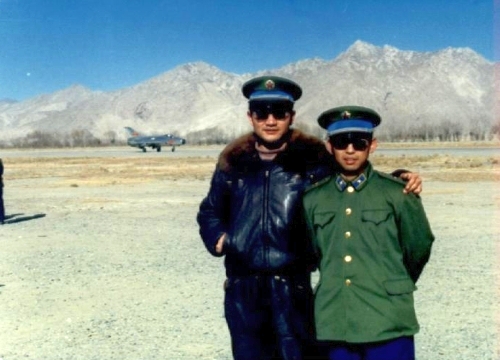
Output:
top-left (0, 40), bottom-right (495, 143)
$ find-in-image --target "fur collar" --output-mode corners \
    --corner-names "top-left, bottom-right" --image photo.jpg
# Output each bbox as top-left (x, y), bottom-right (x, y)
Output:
top-left (218, 129), bottom-right (333, 173)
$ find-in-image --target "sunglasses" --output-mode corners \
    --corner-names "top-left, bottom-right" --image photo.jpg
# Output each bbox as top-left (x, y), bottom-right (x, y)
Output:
top-left (250, 104), bottom-right (292, 120)
top-left (330, 134), bottom-right (371, 151)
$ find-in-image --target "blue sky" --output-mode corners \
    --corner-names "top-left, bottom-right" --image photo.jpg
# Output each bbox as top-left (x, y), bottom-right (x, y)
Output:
top-left (0, 0), bottom-right (495, 101)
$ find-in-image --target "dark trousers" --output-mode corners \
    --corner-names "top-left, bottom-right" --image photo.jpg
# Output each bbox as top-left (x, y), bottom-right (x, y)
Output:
top-left (224, 274), bottom-right (315, 360)
top-left (321, 336), bottom-right (415, 360)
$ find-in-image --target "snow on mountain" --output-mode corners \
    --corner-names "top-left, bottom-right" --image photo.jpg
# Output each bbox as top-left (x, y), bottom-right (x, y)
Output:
top-left (0, 41), bottom-right (495, 143)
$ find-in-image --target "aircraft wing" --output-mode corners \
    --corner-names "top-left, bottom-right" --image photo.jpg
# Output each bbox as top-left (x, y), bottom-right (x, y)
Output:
top-left (126, 132), bottom-right (186, 152)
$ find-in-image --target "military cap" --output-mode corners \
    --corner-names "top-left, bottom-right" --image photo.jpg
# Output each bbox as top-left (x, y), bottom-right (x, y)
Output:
top-left (242, 76), bottom-right (302, 102)
top-left (318, 105), bottom-right (381, 136)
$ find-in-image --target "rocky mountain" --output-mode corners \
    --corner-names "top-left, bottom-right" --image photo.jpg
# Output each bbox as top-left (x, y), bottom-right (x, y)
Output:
top-left (0, 40), bottom-right (495, 143)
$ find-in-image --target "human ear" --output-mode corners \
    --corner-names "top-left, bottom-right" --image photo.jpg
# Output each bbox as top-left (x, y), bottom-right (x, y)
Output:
top-left (369, 138), bottom-right (378, 153)
top-left (325, 140), bottom-right (334, 154)
top-left (288, 110), bottom-right (295, 126)
top-left (247, 111), bottom-right (253, 126)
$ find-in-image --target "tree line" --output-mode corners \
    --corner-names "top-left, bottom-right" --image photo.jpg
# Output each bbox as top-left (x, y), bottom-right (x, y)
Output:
top-left (0, 121), bottom-right (498, 149)
top-left (0, 130), bottom-right (120, 148)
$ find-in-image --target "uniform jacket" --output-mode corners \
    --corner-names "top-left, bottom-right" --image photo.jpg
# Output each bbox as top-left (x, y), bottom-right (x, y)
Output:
top-left (303, 163), bottom-right (434, 343)
top-left (197, 129), bottom-right (333, 277)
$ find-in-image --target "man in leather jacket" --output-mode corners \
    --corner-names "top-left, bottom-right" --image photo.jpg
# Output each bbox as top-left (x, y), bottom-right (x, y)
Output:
top-left (196, 76), bottom-right (421, 360)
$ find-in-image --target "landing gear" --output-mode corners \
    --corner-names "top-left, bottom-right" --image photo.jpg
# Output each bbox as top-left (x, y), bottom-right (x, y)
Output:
top-left (171, 147), bottom-right (176, 152)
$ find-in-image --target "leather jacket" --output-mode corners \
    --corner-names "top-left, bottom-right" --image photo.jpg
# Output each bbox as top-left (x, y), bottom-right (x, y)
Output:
top-left (197, 130), bottom-right (334, 277)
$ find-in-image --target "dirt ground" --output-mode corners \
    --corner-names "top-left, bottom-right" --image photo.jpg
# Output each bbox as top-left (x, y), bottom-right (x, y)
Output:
top-left (0, 146), bottom-right (499, 360)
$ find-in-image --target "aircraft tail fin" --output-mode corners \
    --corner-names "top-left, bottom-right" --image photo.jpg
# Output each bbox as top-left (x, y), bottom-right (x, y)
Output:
top-left (124, 127), bottom-right (142, 137)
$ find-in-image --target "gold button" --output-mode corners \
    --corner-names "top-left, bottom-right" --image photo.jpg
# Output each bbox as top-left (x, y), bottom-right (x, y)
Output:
top-left (344, 255), bottom-right (352, 263)
top-left (345, 231), bottom-right (351, 238)
top-left (347, 186), bottom-right (354, 193)
top-left (346, 208), bottom-right (352, 215)
top-left (345, 279), bottom-right (352, 286)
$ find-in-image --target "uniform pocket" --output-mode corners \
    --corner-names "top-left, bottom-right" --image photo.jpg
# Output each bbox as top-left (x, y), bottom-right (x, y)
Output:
top-left (383, 278), bottom-right (416, 295)
top-left (361, 209), bottom-right (391, 225)
top-left (313, 211), bottom-right (336, 229)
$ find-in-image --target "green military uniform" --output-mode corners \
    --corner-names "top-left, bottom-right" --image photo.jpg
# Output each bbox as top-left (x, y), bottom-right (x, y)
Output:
top-left (303, 163), bottom-right (434, 343)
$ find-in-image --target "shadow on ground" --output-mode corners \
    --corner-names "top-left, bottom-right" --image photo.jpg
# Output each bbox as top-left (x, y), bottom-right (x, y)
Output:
top-left (2, 213), bottom-right (46, 224)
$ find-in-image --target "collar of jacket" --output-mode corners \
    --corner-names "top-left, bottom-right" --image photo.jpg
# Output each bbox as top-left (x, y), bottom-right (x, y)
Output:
top-left (335, 162), bottom-right (373, 192)
top-left (217, 129), bottom-right (334, 174)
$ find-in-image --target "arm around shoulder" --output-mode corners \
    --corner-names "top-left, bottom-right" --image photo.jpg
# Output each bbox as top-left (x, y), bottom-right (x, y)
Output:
top-left (391, 169), bottom-right (423, 195)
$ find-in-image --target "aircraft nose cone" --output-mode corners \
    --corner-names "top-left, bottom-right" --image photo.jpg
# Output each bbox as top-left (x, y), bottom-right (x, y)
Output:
top-left (181, 139), bottom-right (186, 145)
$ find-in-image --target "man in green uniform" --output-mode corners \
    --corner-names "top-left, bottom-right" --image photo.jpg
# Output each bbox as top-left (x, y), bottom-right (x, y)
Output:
top-left (302, 106), bottom-right (434, 360)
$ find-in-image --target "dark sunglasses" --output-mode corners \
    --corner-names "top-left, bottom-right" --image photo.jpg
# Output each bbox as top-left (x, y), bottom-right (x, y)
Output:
top-left (330, 134), bottom-right (371, 151)
top-left (250, 104), bottom-right (292, 120)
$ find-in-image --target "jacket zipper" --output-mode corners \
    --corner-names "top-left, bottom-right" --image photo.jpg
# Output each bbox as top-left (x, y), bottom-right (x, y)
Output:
top-left (262, 169), bottom-right (270, 267)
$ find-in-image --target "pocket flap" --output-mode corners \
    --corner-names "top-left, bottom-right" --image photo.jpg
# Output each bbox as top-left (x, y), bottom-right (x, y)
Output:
top-left (383, 278), bottom-right (416, 295)
top-left (362, 210), bottom-right (391, 225)
top-left (314, 211), bottom-right (336, 228)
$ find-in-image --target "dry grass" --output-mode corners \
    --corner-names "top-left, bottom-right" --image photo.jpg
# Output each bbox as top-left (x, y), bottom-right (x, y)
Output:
top-left (3, 157), bottom-right (216, 186)
top-left (3, 151), bottom-right (499, 186)
top-left (377, 140), bottom-right (500, 149)
top-left (372, 153), bottom-right (500, 182)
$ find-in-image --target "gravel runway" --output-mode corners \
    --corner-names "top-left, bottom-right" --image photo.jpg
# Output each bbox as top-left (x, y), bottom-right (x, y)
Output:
top-left (0, 147), bottom-right (498, 359)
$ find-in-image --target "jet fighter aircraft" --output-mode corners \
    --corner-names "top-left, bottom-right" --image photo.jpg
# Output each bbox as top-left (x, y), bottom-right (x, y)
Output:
top-left (124, 127), bottom-right (186, 152)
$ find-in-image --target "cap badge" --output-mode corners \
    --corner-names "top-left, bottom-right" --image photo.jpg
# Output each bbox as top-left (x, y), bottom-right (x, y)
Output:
top-left (265, 79), bottom-right (275, 90)
top-left (341, 111), bottom-right (351, 119)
